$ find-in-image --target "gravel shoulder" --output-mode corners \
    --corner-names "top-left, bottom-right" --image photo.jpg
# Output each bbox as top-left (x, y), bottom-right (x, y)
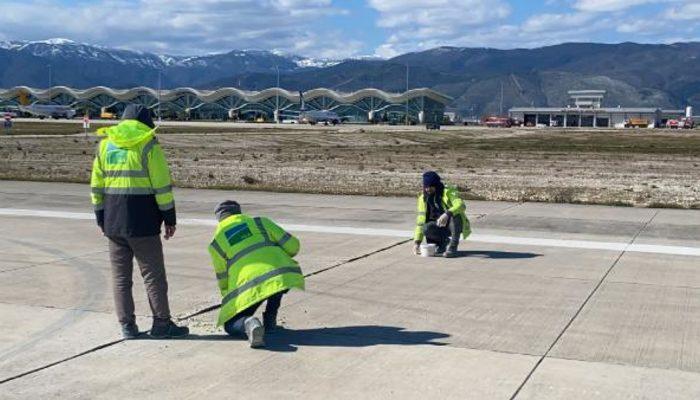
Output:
top-left (1, 123), bottom-right (699, 208)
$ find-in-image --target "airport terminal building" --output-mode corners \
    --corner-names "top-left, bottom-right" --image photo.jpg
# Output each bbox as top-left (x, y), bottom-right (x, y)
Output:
top-left (0, 86), bottom-right (450, 124)
top-left (509, 90), bottom-right (688, 128)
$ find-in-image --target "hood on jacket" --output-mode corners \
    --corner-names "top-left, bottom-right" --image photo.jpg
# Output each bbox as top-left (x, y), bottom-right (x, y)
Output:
top-left (122, 104), bottom-right (155, 129)
top-left (96, 120), bottom-right (156, 148)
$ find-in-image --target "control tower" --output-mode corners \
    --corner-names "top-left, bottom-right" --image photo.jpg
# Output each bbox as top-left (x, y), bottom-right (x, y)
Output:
top-left (568, 90), bottom-right (606, 109)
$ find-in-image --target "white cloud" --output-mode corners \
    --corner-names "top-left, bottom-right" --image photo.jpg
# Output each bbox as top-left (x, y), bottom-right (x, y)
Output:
top-left (0, 0), bottom-right (358, 58)
top-left (617, 20), bottom-right (665, 34)
top-left (573, 0), bottom-right (663, 12)
top-left (369, 0), bottom-right (700, 57)
top-left (368, 0), bottom-right (511, 57)
top-left (368, 1), bottom-right (619, 57)
top-left (666, 2), bottom-right (700, 20)
top-left (521, 12), bottom-right (597, 33)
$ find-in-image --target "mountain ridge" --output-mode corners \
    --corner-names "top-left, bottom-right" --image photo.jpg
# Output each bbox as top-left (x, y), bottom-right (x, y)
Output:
top-left (1, 39), bottom-right (698, 115)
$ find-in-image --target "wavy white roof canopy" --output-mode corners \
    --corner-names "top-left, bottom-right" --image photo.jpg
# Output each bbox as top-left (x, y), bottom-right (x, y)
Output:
top-left (0, 86), bottom-right (452, 105)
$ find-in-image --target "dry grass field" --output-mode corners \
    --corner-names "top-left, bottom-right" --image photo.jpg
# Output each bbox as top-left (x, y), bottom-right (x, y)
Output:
top-left (1, 121), bottom-right (699, 208)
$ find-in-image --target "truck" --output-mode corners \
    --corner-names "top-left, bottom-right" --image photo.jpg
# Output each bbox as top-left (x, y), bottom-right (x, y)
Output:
top-left (482, 115), bottom-right (515, 128)
top-left (625, 118), bottom-right (649, 128)
top-left (681, 117), bottom-right (695, 129)
top-left (100, 106), bottom-right (118, 119)
top-left (665, 117), bottom-right (694, 129)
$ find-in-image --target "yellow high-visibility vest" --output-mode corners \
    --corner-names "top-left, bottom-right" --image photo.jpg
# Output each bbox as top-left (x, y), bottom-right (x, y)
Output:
top-left (90, 120), bottom-right (174, 212)
top-left (414, 186), bottom-right (471, 242)
top-left (209, 214), bottom-right (305, 326)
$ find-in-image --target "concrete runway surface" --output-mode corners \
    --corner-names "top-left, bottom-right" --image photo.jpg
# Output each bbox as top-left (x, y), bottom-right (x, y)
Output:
top-left (1, 180), bottom-right (699, 399)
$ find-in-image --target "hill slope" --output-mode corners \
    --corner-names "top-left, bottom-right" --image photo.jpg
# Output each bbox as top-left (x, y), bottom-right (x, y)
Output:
top-left (1, 39), bottom-right (698, 114)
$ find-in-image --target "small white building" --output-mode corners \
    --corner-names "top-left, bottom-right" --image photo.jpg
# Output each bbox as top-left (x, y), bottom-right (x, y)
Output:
top-left (509, 90), bottom-right (686, 128)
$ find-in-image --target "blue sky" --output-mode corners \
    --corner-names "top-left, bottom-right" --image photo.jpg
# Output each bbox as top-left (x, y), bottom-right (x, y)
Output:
top-left (0, 0), bottom-right (698, 58)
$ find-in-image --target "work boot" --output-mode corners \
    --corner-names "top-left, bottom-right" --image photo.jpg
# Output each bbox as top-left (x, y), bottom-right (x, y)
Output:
top-left (244, 317), bottom-right (265, 348)
top-left (435, 241), bottom-right (447, 255)
top-left (150, 318), bottom-right (190, 339)
top-left (263, 311), bottom-right (279, 333)
top-left (121, 322), bottom-right (140, 340)
top-left (444, 245), bottom-right (458, 258)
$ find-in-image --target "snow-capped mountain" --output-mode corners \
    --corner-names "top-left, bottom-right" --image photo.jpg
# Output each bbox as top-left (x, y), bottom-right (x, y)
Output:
top-left (0, 38), bottom-right (166, 69)
top-left (2, 38), bottom-right (699, 115)
top-left (0, 38), bottom-right (346, 88)
top-left (270, 49), bottom-right (342, 69)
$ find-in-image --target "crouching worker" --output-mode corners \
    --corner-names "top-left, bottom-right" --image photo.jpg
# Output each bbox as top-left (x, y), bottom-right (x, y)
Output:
top-left (413, 171), bottom-right (471, 258)
top-left (208, 201), bottom-right (305, 348)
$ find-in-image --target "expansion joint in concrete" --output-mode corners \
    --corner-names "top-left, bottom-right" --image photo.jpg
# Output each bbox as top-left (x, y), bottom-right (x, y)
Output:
top-left (508, 210), bottom-right (660, 399)
top-left (0, 339), bottom-right (125, 385)
top-left (178, 238), bottom-right (412, 321)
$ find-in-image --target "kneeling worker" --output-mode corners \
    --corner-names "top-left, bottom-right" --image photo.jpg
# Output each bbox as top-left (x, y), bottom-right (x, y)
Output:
top-left (413, 171), bottom-right (471, 257)
top-left (208, 201), bottom-right (305, 348)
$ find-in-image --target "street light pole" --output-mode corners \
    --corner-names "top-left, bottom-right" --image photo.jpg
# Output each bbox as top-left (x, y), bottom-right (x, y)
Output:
top-left (157, 69), bottom-right (162, 124)
top-left (48, 64), bottom-right (52, 104)
top-left (405, 64), bottom-right (409, 125)
top-left (275, 65), bottom-right (280, 124)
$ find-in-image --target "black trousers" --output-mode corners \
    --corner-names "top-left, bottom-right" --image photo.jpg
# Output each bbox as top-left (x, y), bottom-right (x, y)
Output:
top-left (424, 215), bottom-right (463, 248)
top-left (224, 291), bottom-right (285, 336)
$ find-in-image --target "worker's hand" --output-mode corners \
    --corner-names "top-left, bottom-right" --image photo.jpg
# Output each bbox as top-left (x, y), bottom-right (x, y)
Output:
top-left (437, 213), bottom-right (450, 227)
top-left (413, 243), bottom-right (421, 256)
top-left (98, 228), bottom-right (104, 236)
top-left (164, 225), bottom-right (176, 240)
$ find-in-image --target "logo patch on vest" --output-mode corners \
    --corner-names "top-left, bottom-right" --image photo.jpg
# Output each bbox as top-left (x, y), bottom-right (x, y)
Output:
top-left (224, 223), bottom-right (253, 246)
top-left (105, 143), bottom-right (128, 165)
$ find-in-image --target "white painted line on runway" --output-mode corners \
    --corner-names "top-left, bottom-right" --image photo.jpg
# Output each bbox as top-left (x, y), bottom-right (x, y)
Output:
top-left (0, 208), bottom-right (94, 220)
top-left (2, 208), bottom-right (700, 257)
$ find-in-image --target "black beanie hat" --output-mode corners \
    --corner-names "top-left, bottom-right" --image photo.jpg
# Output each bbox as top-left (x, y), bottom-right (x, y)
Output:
top-left (422, 171), bottom-right (442, 188)
top-left (215, 200), bottom-right (242, 221)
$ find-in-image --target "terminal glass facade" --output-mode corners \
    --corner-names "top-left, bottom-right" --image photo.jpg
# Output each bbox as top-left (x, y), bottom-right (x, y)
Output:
top-left (0, 86), bottom-right (450, 124)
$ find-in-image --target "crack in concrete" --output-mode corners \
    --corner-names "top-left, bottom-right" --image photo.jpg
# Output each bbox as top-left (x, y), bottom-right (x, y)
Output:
top-left (509, 209), bottom-right (661, 400)
top-left (177, 238), bottom-right (411, 321)
top-left (0, 239), bottom-right (109, 384)
top-left (0, 339), bottom-right (125, 385)
top-left (542, 352), bottom-right (700, 377)
top-left (0, 237), bottom-right (410, 386)
top-left (0, 301), bottom-right (113, 316)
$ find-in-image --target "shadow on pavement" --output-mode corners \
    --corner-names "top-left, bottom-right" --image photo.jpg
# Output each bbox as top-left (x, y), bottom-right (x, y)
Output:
top-left (265, 325), bottom-right (450, 352)
top-left (176, 325), bottom-right (450, 352)
top-left (456, 250), bottom-right (542, 259)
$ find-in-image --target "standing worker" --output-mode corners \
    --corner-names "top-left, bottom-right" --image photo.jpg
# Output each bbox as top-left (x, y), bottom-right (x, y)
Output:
top-left (413, 171), bottom-right (471, 257)
top-left (208, 201), bottom-right (305, 348)
top-left (90, 104), bottom-right (188, 339)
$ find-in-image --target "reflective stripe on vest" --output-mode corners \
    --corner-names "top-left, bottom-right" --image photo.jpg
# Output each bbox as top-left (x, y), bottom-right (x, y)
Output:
top-left (153, 185), bottom-right (172, 194)
top-left (210, 239), bottom-right (228, 280)
top-left (278, 232), bottom-right (292, 246)
top-left (226, 240), bottom-right (277, 268)
top-left (220, 266), bottom-right (302, 307)
top-left (103, 187), bottom-right (155, 195)
top-left (210, 239), bottom-right (227, 259)
top-left (213, 218), bottom-right (279, 282)
top-left (102, 138), bottom-right (157, 187)
top-left (253, 217), bottom-right (270, 241)
top-left (158, 200), bottom-right (175, 211)
top-left (141, 139), bottom-right (157, 171)
top-left (104, 170), bottom-right (148, 178)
